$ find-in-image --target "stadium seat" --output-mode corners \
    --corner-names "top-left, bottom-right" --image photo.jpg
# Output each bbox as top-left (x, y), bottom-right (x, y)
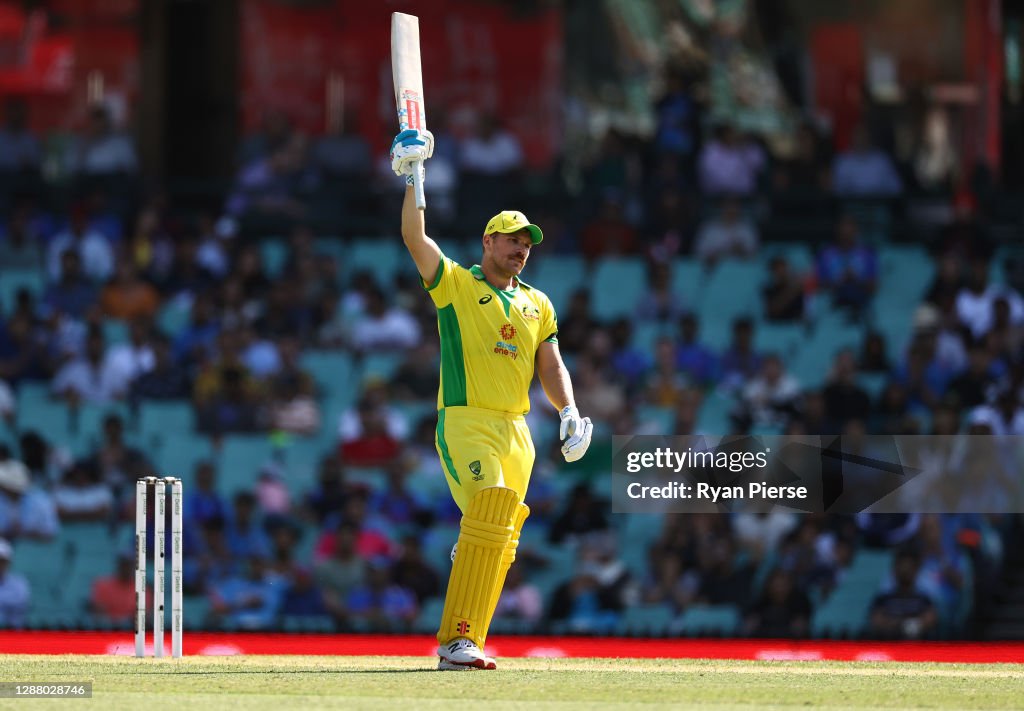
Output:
top-left (591, 258), bottom-right (647, 320)
top-left (138, 400), bottom-right (195, 439)
top-left (621, 604), bottom-right (674, 636)
top-left (671, 604), bottom-right (741, 636)
top-left (671, 258), bottom-right (704, 309)
top-left (532, 255), bottom-right (585, 317)
top-left (0, 269), bottom-right (45, 311)
top-left (346, 239), bottom-right (402, 284)
top-left (260, 238), bottom-right (290, 278)
top-left (413, 597), bottom-right (445, 634)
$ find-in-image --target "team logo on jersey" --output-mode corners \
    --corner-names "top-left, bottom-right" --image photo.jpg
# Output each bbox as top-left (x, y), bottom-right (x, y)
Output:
top-left (479, 295), bottom-right (493, 305)
top-left (494, 323), bottom-right (519, 360)
top-left (521, 304), bottom-right (540, 321)
top-left (469, 460), bottom-right (483, 481)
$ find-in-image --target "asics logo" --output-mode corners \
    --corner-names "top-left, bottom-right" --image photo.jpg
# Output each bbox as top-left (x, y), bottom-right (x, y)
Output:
top-left (479, 295), bottom-right (493, 305)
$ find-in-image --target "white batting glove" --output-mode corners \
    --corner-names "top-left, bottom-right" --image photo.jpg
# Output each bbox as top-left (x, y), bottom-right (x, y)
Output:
top-left (390, 128), bottom-right (434, 177)
top-left (559, 405), bottom-right (593, 463)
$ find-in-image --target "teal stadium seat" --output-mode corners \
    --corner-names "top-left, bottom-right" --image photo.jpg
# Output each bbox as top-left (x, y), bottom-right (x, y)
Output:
top-left (591, 258), bottom-right (646, 319)
top-left (138, 401), bottom-right (195, 439)
top-left (0, 269), bottom-right (45, 311)
top-left (531, 255), bottom-right (585, 317)
top-left (260, 238), bottom-right (290, 278)
top-left (694, 260), bottom-right (763, 350)
top-left (671, 604), bottom-right (741, 636)
top-left (620, 604), bottom-right (674, 636)
top-left (346, 238), bottom-right (402, 284)
top-left (671, 258), bottom-right (704, 310)
top-left (811, 548), bottom-right (892, 637)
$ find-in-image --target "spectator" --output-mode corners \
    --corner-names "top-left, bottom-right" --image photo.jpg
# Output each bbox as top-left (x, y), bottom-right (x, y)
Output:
top-left (733, 512), bottom-right (798, 562)
top-left (675, 313), bottom-right (718, 386)
top-left (370, 455), bottom-right (426, 526)
top-left (339, 398), bottom-right (402, 467)
top-left (255, 467), bottom-right (291, 520)
top-left (46, 202), bottom-right (115, 284)
top-left (0, 205), bottom-right (45, 269)
top-left (822, 350), bottom-right (872, 429)
top-left (548, 535), bottom-right (632, 633)
top-left (226, 134), bottom-right (313, 219)
top-left (0, 378), bottom-right (14, 427)
top-left (762, 256), bottom-right (805, 322)
top-left (858, 331), bottom-right (892, 374)
top-left (100, 259), bottom-right (161, 321)
top-left (643, 338), bottom-right (691, 407)
top-left (549, 484), bottom-right (608, 545)
top-left (735, 354), bottom-right (801, 430)
top-left (41, 250), bottom-right (99, 321)
top-left (653, 73), bottom-right (696, 159)
top-left (89, 552), bottom-right (137, 624)
top-left (0, 100), bottom-right (40, 173)
top-left (742, 568), bottom-right (812, 638)
top-left (390, 536), bottom-right (440, 605)
top-left (349, 287), bottom-right (420, 352)
top-left (184, 461), bottom-right (227, 527)
top-left (572, 357), bottom-right (626, 423)
top-left (347, 558), bottom-right (418, 630)
top-left (130, 335), bottom-right (191, 401)
top-left (947, 343), bottom-right (999, 410)
top-left (697, 122), bottom-right (766, 196)
top-left (0, 539), bottom-right (30, 628)
top-left (816, 216), bottom-right (878, 315)
top-left (556, 289), bottom-right (600, 355)
top-left (641, 553), bottom-right (696, 612)
top-left (239, 110), bottom-right (294, 165)
top-left (693, 536), bottom-right (754, 608)
top-left (314, 524), bottom-right (366, 625)
top-left (719, 317), bottom-right (762, 389)
top-left (225, 491), bottom-right (271, 560)
top-left (72, 104), bottom-right (138, 175)
top-left (636, 261), bottom-right (684, 323)
top-left (693, 198), bottom-right (759, 265)
top-left (832, 125), bottom-right (902, 196)
top-left (391, 341), bottom-right (440, 401)
top-left (208, 556), bottom-right (282, 630)
top-left (494, 565), bottom-right (543, 624)
top-left (867, 549), bottom-right (938, 639)
top-left (967, 387), bottom-right (1024, 436)
top-left (87, 414), bottom-right (153, 492)
top-left (106, 319), bottom-right (157, 389)
top-left (924, 252), bottom-right (965, 308)
top-left (579, 193), bottom-right (638, 260)
top-left (773, 122), bottom-right (829, 192)
top-left (280, 565), bottom-right (329, 620)
top-left (304, 457), bottom-right (354, 526)
top-left (459, 114), bottom-right (523, 178)
top-left (0, 456), bottom-right (59, 540)
top-left (193, 333), bottom-right (266, 435)
top-left (52, 328), bottom-right (131, 404)
top-left (955, 255), bottom-right (1024, 341)
top-left (609, 318), bottom-right (650, 390)
top-left (53, 461), bottom-right (114, 522)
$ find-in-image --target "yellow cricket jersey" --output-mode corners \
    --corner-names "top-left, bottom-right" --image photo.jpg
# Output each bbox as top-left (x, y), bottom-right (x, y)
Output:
top-left (423, 256), bottom-right (558, 415)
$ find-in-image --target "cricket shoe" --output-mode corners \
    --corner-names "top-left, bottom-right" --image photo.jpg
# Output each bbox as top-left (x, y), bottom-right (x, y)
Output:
top-left (436, 638), bottom-right (496, 670)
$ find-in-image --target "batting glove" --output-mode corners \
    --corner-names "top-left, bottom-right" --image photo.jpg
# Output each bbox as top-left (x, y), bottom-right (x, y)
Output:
top-left (390, 128), bottom-right (434, 177)
top-left (559, 405), bottom-right (593, 463)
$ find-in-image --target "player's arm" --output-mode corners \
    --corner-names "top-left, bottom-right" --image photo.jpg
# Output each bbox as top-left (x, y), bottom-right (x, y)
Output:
top-left (537, 341), bottom-right (592, 462)
top-left (401, 183), bottom-right (442, 283)
top-left (536, 340), bottom-right (574, 411)
top-left (392, 129), bottom-right (440, 283)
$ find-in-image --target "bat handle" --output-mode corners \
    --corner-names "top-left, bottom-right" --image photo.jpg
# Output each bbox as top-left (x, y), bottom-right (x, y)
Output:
top-left (413, 159), bottom-right (426, 210)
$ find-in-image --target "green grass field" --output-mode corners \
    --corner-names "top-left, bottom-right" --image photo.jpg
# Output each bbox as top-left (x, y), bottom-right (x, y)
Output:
top-left (0, 655), bottom-right (1021, 710)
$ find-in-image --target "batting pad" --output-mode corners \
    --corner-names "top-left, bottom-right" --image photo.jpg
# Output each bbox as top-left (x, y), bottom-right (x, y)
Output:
top-left (437, 487), bottom-right (520, 647)
top-left (480, 502), bottom-right (530, 646)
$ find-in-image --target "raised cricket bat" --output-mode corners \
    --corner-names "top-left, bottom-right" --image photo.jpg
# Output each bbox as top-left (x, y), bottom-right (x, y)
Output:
top-left (391, 12), bottom-right (427, 210)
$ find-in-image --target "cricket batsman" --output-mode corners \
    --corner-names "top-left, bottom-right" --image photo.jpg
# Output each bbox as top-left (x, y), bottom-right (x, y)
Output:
top-left (391, 128), bottom-right (594, 670)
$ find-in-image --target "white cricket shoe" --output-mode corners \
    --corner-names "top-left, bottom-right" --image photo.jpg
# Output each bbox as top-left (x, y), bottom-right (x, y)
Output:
top-left (436, 638), bottom-right (496, 670)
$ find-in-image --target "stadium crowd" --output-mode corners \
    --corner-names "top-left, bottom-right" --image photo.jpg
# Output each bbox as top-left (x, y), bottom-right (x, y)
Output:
top-left (0, 85), bottom-right (1020, 639)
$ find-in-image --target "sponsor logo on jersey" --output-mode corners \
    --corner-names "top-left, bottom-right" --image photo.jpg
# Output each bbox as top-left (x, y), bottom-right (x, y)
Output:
top-left (494, 323), bottom-right (519, 360)
top-left (479, 295), bottom-right (493, 305)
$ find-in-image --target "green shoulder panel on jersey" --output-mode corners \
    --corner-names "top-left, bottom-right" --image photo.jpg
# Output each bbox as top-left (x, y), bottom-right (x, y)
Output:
top-left (422, 257), bottom-right (445, 291)
top-left (437, 304), bottom-right (468, 406)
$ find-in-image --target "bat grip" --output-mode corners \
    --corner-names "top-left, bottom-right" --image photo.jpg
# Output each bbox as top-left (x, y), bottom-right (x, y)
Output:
top-left (413, 159), bottom-right (426, 210)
